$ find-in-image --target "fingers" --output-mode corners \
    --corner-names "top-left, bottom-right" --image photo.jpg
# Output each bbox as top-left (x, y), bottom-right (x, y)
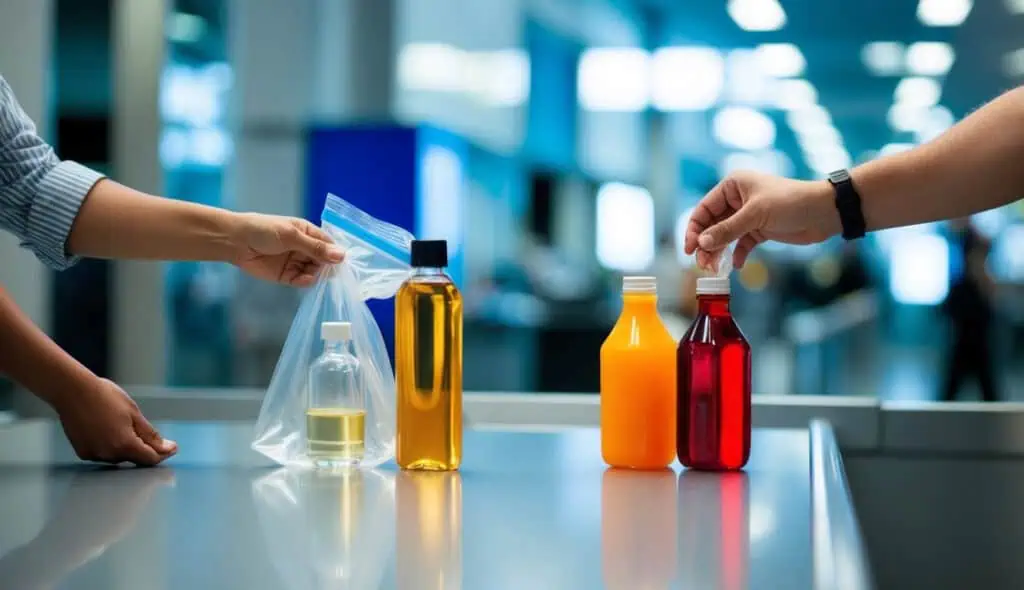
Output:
top-left (733, 233), bottom-right (763, 269)
top-left (684, 182), bottom-right (726, 255)
top-left (697, 201), bottom-right (761, 253)
top-left (286, 221), bottom-right (344, 264)
top-left (122, 437), bottom-right (165, 467)
top-left (134, 412), bottom-right (178, 456)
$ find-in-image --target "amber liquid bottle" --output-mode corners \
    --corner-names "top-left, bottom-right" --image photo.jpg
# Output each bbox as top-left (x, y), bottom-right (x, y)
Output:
top-left (396, 240), bottom-right (463, 471)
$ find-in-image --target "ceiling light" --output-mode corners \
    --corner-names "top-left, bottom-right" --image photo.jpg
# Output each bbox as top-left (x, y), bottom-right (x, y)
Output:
top-left (596, 183), bottom-right (655, 272)
top-left (914, 105), bottom-right (955, 142)
top-left (805, 147), bottom-right (852, 175)
top-left (724, 49), bottom-right (774, 105)
top-left (880, 143), bottom-right (916, 157)
top-left (1007, 0), bottom-right (1024, 14)
top-left (773, 79), bottom-right (818, 110)
top-left (906, 42), bottom-right (956, 76)
top-left (398, 43), bottom-right (468, 93)
top-left (917, 0), bottom-right (973, 26)
top-left (577, 48), bottom-right (650, 112)
top-left (888, 103), bottom-right (929, 132)
top-left (786, 105), bottom-right (833, 133)
top-left (1004, 48), bottom-right (1024, 77)
top-left (720, 150), bottom-right (794, 178)
top-left (894, 77), bottom-right (942, 107)
top-left (167, 12), bottom-right (206, 44)
top-left (713, 107), bottom-right (776, 150)
top-left (754, 43), bottom-right (806, 77)
top-left (862, 42), bottom-right (905, 76)
top-left (795, 124), bottom-right (843, 148)
top-left (651, 47), bottom-right (724, 111)
top-left (728, 0), bottom-right (786, 32)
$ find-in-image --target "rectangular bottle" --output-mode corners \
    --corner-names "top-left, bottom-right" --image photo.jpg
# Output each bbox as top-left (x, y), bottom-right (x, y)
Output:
top-left (677, 276), bottom-right (751, 471)
top-left (396, 239), bottom-right (463, 471)
top-left (600, 276), bottom-right (677, 470)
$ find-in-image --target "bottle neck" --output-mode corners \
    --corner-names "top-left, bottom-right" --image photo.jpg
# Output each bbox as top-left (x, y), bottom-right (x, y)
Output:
top-left (697, 294), bottom-right (731, 316)
top-left (412, 266), bottom-right (446, 278)
top-left (622, 292), bottom-right (657, 312)
top-left (325, 340), bottom-right (349, 354)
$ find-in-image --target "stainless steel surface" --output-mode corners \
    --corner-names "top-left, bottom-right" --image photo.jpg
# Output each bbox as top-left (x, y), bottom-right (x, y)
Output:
top-left (13, 388), bottom-right (883, 450)
top-left (810, 420), bottom-right (874, 590)
top-left (880, 400), bottom-right (1024, 455)
top-left (0, 421), bottom-right (844, 589)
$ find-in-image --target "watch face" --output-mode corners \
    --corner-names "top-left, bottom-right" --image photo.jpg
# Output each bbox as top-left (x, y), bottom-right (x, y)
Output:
top-left (828, 169), bottom-right (850, 184)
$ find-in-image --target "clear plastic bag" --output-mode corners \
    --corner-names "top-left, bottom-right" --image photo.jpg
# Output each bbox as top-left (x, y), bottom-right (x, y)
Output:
top-left (252, 194), bottom-right (413, 468)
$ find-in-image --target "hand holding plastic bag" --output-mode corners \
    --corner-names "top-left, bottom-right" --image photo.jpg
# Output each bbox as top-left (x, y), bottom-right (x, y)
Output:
top-left (252, 194), bottom-right (413, 468)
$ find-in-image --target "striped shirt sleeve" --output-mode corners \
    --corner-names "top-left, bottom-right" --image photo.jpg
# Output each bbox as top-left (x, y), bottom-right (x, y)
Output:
top-left (0, 74), bottom-right (105, 270)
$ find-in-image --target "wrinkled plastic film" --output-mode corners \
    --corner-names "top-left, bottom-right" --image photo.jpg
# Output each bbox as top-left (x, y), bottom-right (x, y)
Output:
top-left (252, 194), bottom-right (413, 468)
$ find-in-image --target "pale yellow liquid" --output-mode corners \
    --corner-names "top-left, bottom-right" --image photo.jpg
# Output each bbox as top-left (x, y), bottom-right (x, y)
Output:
top-left (395, 278), bottom-right (463, 471)
top-left (306, 408), bottom-right (366, 465)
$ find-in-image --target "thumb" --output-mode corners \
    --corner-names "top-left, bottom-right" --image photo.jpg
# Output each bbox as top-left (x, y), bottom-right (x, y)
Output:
top-left (698, 204), bottom-right (760, 251)
top-left (134, 412), bottom-right (178, 455)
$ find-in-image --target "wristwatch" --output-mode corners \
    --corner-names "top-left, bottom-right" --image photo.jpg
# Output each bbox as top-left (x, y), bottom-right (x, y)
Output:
top-left (827, 169), bottom-right (866, 240)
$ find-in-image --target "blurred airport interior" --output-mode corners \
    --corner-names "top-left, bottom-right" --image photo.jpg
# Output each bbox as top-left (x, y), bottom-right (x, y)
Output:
top-left (2, 0), bottom-right (1024, 403)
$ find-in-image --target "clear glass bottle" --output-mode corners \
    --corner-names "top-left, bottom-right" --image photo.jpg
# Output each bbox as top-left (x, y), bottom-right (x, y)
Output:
top-left (307, 321), bottom-right (366, 468)
top-left (677, 276), bottom-right (752, 471)
top-left (395, 240), bottom-right (463, 471)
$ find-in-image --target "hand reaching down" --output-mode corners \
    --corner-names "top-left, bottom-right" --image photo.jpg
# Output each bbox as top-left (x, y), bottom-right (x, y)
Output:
top-left (54, 378), bottom-right (177, 466)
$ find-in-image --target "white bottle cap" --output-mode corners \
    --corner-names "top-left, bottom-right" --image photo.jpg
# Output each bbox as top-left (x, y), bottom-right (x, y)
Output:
top-left (622, 276), bottom-right (657, 294)
top-left (696, 276), bottom-right (730, 295)
top-left (321, 321), bottom-right (352, 341)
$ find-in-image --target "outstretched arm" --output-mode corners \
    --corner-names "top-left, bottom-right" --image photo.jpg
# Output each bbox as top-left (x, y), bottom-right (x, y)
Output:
top-left (686, 87), bottom-right (1024, 268)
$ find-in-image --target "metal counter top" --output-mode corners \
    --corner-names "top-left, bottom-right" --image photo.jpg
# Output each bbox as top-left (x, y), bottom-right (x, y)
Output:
top-left (0, 421), bottom-right (865, 589)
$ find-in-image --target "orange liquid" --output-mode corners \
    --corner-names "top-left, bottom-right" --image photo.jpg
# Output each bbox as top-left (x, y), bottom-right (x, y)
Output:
top-left (600, 293), bottom-right (677, 469)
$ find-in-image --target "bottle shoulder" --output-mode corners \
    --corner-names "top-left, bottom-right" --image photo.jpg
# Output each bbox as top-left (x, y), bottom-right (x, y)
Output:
top-left (603, 312), bottom-right (676, 349)
top-left (397, 277), bottom-right (462, 300)
top-left (680, 314), bottom-right (750, 346)
top-left (310, 351), bottom-right (361, 372)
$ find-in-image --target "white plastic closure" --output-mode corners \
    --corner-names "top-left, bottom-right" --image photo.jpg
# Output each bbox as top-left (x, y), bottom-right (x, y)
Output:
top-left (623, 276), bottom-right (657, 294)
top-left (697, 245), bottom-right (733, 295)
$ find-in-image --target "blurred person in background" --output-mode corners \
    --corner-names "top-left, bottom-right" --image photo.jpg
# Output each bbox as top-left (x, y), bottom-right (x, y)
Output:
top-left (941, 218), bottom-right (999, 401)
top-left (0, 74), bottom-right (342, 465)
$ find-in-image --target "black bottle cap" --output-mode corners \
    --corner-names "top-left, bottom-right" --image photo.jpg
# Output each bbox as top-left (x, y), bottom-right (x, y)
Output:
top-left (410, 240), bottom-right (448, 268)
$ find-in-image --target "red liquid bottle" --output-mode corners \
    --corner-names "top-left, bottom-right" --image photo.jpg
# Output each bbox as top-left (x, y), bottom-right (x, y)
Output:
top-left (677, 276), bottom-right (751, 471)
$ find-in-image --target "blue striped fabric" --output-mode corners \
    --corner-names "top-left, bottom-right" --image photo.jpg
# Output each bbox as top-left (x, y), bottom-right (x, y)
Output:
top-left (0, 74), bottom-right (104, 270)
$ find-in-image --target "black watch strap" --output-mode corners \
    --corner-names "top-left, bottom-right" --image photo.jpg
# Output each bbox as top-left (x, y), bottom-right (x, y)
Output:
top-left (827, 169), bottom-right (866, 240)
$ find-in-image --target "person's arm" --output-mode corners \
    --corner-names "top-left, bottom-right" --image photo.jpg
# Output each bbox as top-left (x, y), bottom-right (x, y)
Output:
top-left (688, 86), bottom-right (1024, 268)
top-left (853, 86), bottom-right (1024, 231)
top-left (66, 179), bottom-right (241, 261)
top-left (0, 285), bottom-right (95, 409)
top-left (0, 286), bottom-right (176, 465)
top-left (0, 75), bottom-right (105, 269)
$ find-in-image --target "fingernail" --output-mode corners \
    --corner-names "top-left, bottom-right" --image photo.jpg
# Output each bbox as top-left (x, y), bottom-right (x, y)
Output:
top-left (162, 439), bottom-right (178, 453)
top-left (698, 233), bottom-right (713, 249)
top-left (326, 246), bottom-right (344, 262)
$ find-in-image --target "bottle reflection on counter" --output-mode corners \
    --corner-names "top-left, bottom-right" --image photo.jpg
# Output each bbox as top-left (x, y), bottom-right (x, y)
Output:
top-left (601, 468), bottom-right (677, 590)
top-left (397, 471), bottom-right (463, 590)
top-left (678, 470), bottom-right (750, 590)
top-left (307, 469), bottom-right (364, 585)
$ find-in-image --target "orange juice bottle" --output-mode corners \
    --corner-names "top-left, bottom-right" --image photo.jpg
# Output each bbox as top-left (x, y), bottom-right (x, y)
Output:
top-left (600, 276), bottom-right (677, 469)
